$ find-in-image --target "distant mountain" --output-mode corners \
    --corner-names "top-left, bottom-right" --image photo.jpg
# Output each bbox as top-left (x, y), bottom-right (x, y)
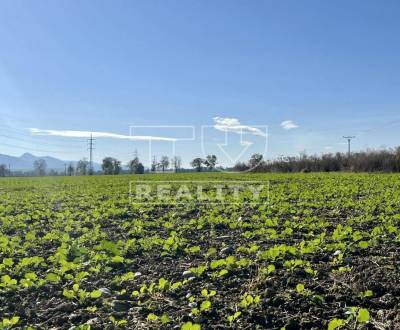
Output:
top-left (0, 153), bottom-right (100, 171)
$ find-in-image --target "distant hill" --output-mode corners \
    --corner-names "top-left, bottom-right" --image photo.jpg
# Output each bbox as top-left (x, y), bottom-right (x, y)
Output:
top-left (0, 153), bottom-right (100, 171)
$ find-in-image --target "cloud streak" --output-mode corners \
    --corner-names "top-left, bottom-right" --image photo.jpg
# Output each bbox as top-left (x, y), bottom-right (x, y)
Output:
top-left (213, 117), bottom-right (266, 137)
top-left (29, 128), bottom-right (177, 142)
top-left (280, 120), bottom-right (299, 130)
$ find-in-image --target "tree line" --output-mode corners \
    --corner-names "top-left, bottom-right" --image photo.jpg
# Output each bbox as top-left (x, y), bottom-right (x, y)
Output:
top-left (0, 154), bottom-right (218, 177)
top-left (233, 147), bottom-right (400, 173)
top-left (2, 147), bottom-right (400, 177)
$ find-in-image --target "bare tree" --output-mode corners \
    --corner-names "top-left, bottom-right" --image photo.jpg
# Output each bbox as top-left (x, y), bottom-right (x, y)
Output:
top-left (128, 156), bottom-right (139, 174)
top-left (151, 157), bottom-right (157, 172)
top-left (136, 162), bottom-right (144, 174)
top-left (102, 157), bottom-right (121, 175)
top-left (248, 153), bottom-right (264, 171)
top-left (33, 159), bottom-right (47, 176)
top-left (77, 158), bottom-right (89, 175)
top-left (191, 158), bottom-right (204, 172)
top-left (128, 157), bottom-right (144, 174)
top-left (67, 163), bottom-right (75, 176)
top-left (160, 156), bottom-right (169, 172)
top-left (113, 159), bottom-right (121, 175)
top-left (0, 164), bottom-right (7, 177)
top-left (204, 155), bottom-right (217, 171)
top-left (172, 156), bottom-right (182, 173)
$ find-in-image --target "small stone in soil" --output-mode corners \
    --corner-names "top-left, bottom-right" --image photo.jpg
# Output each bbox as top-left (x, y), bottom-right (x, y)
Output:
top-left (182, 270), bottom-right (193, 278)
top-left (220, 246), bottom-right (234, 255)
top-left (111, 300), bottom-right (131, 312)
top-left (99, 287), bottom-right (112, 297)
top-left (333, 250), bottom-right (341, 256)
top-left (54, 302), bottom-right (75, 312)
top-left (379, 293), bottom-right (394, 307)
top-left (86, 318), bottom-right (99, 325)
top-left (215, 235), bottom-right (230, 240)
top-left (68, 313), bottom-right (80, 321)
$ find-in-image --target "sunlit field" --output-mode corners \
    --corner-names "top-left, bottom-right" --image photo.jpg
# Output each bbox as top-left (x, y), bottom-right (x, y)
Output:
top-left (1, 173), bottom-right (399, 329)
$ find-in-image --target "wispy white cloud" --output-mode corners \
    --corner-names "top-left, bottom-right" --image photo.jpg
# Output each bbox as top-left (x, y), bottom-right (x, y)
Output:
top-left (213, 117), bottom-right (266, 137)
top-left (280, 120), bottom-right (299, 130)
top-left (29, 128), bottom-right (177, 141)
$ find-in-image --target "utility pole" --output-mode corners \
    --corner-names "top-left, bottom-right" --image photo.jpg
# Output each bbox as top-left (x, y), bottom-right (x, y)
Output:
top-left (343, 136), bottom-right (355, 158)
top-left (64, 163), bottom-right (67, 176)
top-left (8, 164), bottom-right (11, 177)
top-left (88, 134), bottom-right (95, 175)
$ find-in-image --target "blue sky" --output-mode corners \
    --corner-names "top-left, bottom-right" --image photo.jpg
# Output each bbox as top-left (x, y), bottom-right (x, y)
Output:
top-left (1, 0), bottom-right (400, 167)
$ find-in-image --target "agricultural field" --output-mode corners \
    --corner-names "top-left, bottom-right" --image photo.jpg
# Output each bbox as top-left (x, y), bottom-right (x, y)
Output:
top-left (0, 173), bottom-right (399, 329)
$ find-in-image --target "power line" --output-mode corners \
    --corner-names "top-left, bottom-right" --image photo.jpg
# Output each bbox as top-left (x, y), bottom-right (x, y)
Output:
top-left (0, 141), bottom-right (79, 155)
top-left (0, 125), bottom-right (85, 146)
top-left (0, 133), bottom-right (83, 149)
